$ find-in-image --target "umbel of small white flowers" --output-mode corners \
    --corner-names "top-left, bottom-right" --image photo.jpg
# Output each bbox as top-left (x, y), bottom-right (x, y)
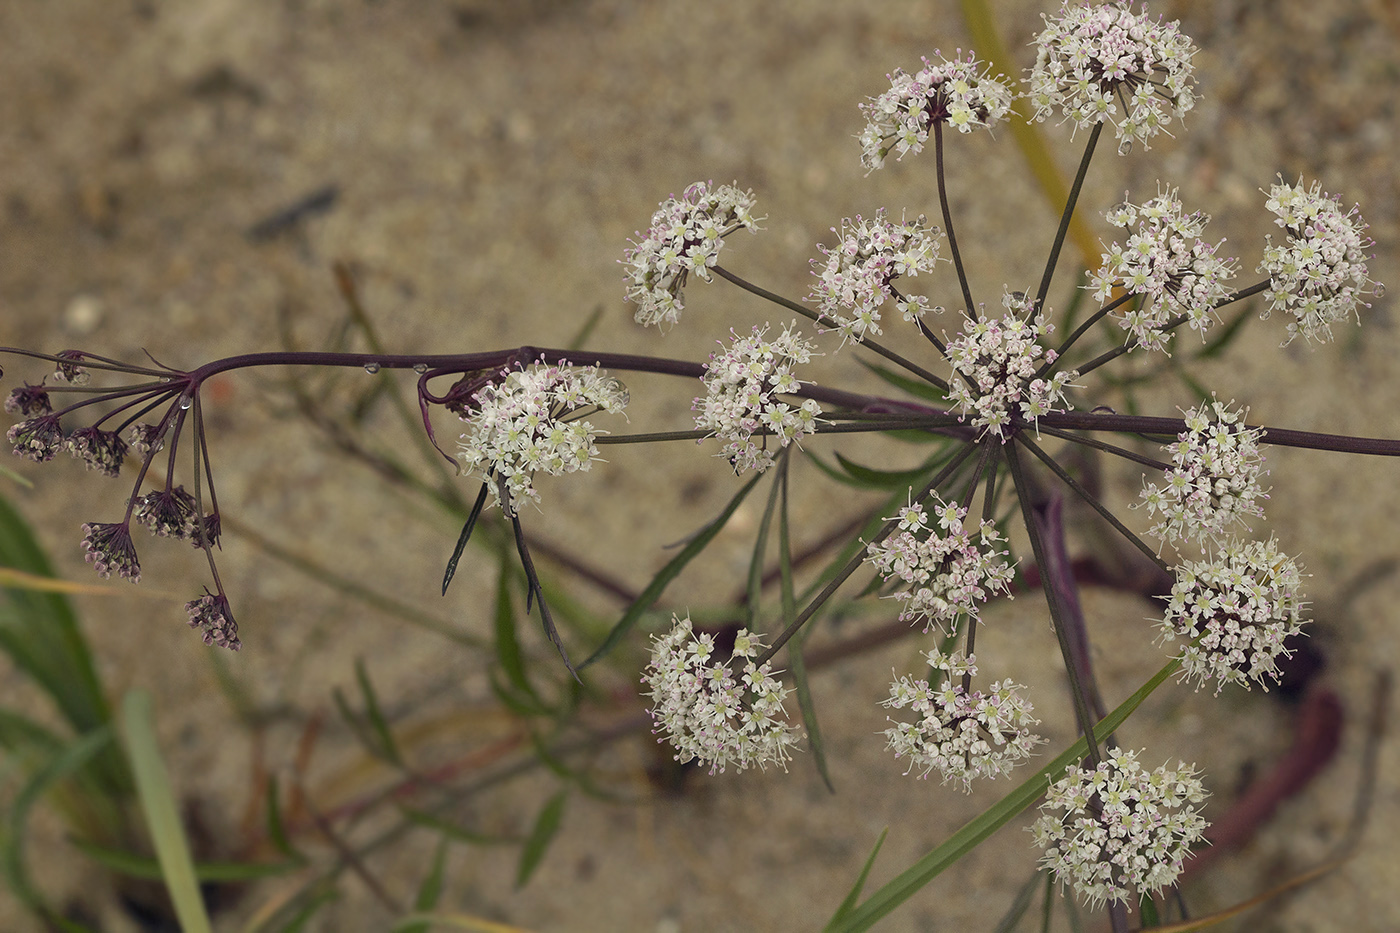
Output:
top-left (882, 649), bottom-right (1043, 792)
top-left (642, 615), bottom-right (800, 774)
top-left (1032, 749), bottom-right (1208, 910)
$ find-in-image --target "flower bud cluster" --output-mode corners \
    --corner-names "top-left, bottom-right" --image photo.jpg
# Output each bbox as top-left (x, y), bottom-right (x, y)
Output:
top-left (185, 589), bottom-right (240, 651)
top-left (64, 427), bottom-right (129, 478)
top-left (457, 362), bottom-right (628, 515)
top-left (80, 522), bottom-right (142, 583)
top-left (622, 181), bottom-right (761, 328)
top-left (1259, 176), bottom-right (1381, 344)
top-left (882, 650), bottom-right (1042, 791)
top-left (1093, 187), bottom-right (1236, 351)
top-left (864, 494), bottom-right (1014, 632)
top-left (1030, 1), bottom-right (1197, 151)
top-left (1137, 397), bottom-right (1267, 546)
top-left (858, 51), bottom-right (1014, 171)
top-left (809, 210), bottom-right (943, 344)
top-left (1160, 537), bottom-right (1307, 693)
top-left (643, 615), bottom-right (799, 774)
top-left (694, 322), bottom-right (822, 474)
top-left (945, 294), bottom-right (1076, 440)
top-left (1032, 748), bottom-right (1208, 910)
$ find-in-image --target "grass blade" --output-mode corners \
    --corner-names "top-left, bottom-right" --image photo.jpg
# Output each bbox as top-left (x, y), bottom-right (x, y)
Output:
top-left (581, 471), bottom-right (763, 668)
top-left (514, 789), bottom-right (568, 888)
top-left (826, 654), bottom-right (1183, 931)
top-left (120, 689), bottom-right (213, 933)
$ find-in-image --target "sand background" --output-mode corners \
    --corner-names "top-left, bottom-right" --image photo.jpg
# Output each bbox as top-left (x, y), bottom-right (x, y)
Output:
top-left (2, 1), bottom-right (1398, 930)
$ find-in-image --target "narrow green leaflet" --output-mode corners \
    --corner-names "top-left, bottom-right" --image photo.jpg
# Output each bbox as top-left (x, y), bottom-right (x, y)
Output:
top-left (69, 839), bottom-right (298, 882)
top-left (780, 459), bottom-right (833, 793)
top-left (355, 657), bottom-right (404, 767)
top-left (826, 828), bottom-right (888, 927)
top-left (397, 836), bottom-right (450, 933)
top-left (580, 471), bottom-right (763, 668)
top-left (825, 654), bottom-right (1183, 932)
top-left (515, 789), bottom-right (568, 889)
top-left (493, 553), bottom-right (544, 710)
top-left (120, 690), bottom-right (213, 933)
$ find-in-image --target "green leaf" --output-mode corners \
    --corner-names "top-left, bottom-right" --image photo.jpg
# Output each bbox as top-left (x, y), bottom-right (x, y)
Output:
top-left (993, 869), bottom-right (1043, 933)
top-left (780, 459), bottom-right (833, 793)
top-left (746, 465), bottom-right (784, 631)
top-left (825, 653), bottom-right (1183, 932)
top-left (580, 471), bottom-right (764, 668)
top-left (398, 807), bottom-right (517, 846)
top-left (493, 554), bottom-right (542, 707)
top-left (854, 357), bottom-right (947, 403)
top-left (833, 451), bottom-right (937, 488)
top-left (443, 483), bottom-right (490, 595)
top-left (121, 689), bottom-right (213, 933)
top-left (2, 726), bottom-right (112, 917)
top-left (355, 657), bottom-right (404, 767)
top-left (826, 828), bottom-right (888, 926)
top-left (515, 789), bottom-right (568, 888)
top-left (396, 836), bottom-right (451, 933)
top-left (1195, 301), bottom-right (1254, 360)
top-left (1138, 890), bottom-right (1161, 927)
top-left (69, 838), bottom-right (299, 881)
top-left (0, 494), bottom-right (114, 748)
top-left (565, 304), bottom-right (606, 352)
top-left (264, 774), bottom-right (302, 860)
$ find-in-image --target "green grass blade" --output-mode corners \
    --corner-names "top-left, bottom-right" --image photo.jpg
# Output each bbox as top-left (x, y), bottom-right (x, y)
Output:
top-left (826, 828), bottom-right (888, 927)
top-left (120, 689), bottom-right (213, 933)
top-left (397, 836), bottom-right (450, 933)
top-left (2, 726), bottom-right (112, 918)
top-left (355, 657), bottom-right (404, 767)
top-left (69, 838), bottom-right (299, 881)
top-left (826, 655), bottom-right (1183, 931)
top-left (580, 471), bottom-right (763, 668)
top-left (780, 459), bottom-right (833, 792)
top-left (514, 789), bottom-right (567, 888)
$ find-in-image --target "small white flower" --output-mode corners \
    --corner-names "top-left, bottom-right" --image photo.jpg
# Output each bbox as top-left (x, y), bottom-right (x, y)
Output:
top-left (694, 322), bottom-right (822, 474)
top-left (864, 493), bottom-right (1015, 632)
top-left (621, 181), bottom-right (762, 328)
top-left (1258, 176), bottom-right (1381, 344)
top-left (1030, 1), bottom-right (1198, 152)
top-left (1092, 186), bottom-right (1236, 351)
top-left (808, 209), bottom-right (944, 345)
top-left (858, 51), bottom-right (1015, 171)
top-left (1159, 537), bottom-right (1307, 693)
top-left (1032, 749), bottom-right (1208, 910)
top-left (882, 650), bottom-right (1043, 791)
top-left (1136, 396), bottom-right (1268, 546)
top-left (643, 615), bottom-right (801, 774)
top-left (944, 291), bottom-right (1077, 441)
top-left (457, 361), bottom-right (627, 514)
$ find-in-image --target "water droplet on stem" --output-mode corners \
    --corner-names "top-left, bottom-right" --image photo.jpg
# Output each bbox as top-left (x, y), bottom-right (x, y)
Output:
top-left (364, 362), bottom-right (381, 374)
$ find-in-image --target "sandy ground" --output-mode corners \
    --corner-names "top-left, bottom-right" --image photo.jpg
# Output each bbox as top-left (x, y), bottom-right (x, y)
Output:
top-left (2, 1), bottom-right (1399, 931)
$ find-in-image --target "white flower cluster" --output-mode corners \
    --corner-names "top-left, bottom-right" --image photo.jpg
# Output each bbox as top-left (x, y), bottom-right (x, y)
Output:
top-left (457, 362), bottom-right (628, 514)
top-left (1029, 1), bottom-right (1197, 151)
top-left (864, 494), bottom-right (1015, 632)
top-left (1160, 538), bottom-right (1307, 693)
top-left (1137, 397), bottom-right (1268, 546)
top-left (643, 615), bottom-right (800, 774)
top-left (1259, 177), bottom-right (1381, 345)
top-left (1092, 187), bottom-right (1236, 352)
top-left (622, 180), bottom-right (761, 328)
top-left (858, 51), bottom-right (1015, 171)
top-left (694, 323), bottom-right (822, 474)
top-left (882, 650), bottom-right (1042, 791)
top-left (1032, 749), bottom-right (1208, 910)
top-left (809, 210), bottom-right (944, 345)
top-left (945, 293), bottom-right (1077, 440)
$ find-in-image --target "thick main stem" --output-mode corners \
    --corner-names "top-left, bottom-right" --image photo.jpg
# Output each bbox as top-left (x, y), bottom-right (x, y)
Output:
top-left (1004, 439), bottom-right (1102, 764)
